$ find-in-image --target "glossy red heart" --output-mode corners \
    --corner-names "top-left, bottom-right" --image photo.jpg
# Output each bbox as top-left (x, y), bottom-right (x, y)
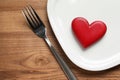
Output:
top-left (72, 17), bottom-right (107, 48)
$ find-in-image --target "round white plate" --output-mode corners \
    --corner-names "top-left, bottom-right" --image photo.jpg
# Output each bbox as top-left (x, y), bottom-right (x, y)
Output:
top-left (47, 0), bottom-right (120, 71)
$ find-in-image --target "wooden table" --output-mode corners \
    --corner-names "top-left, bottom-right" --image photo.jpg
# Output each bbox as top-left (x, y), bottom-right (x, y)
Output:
top-left (0, 0), bottom-right (120, 80)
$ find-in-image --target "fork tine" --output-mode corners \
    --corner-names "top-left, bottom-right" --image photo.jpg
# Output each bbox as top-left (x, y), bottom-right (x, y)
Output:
top-left (22, 8), bottom-right (35, 29)
top-left (27, 5), bottom-right (40, 27)
top-left (25, 6), bottom-right (38, 29)
top-left (22, 7), bottom-right (37, 30)
top-left (29, 5), bottom-right (45, 27)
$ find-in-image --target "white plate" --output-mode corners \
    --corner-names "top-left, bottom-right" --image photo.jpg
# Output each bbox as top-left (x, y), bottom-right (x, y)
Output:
top-left (47, 0), bottom-right (120, 71)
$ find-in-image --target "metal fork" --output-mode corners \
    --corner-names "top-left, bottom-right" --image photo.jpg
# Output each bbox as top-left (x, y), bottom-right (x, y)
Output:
top-left (22, 5), bottom-right (77, 80)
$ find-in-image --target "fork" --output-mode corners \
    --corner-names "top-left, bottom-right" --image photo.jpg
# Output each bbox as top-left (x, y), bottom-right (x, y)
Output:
top-left (22, 5), bottom-right (77, 80)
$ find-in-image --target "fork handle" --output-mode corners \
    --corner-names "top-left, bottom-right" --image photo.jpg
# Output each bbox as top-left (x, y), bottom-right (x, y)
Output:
top-left (44, 36), bottom-right (77, 80)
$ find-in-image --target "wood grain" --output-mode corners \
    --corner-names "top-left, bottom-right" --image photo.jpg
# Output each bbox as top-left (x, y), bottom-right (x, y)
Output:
top-left (0, 0), bottom-right (120, 80)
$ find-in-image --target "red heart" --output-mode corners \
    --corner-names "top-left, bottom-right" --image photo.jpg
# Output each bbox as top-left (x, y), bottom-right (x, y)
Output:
top-left (72, 17), bottom-right (107, 48)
